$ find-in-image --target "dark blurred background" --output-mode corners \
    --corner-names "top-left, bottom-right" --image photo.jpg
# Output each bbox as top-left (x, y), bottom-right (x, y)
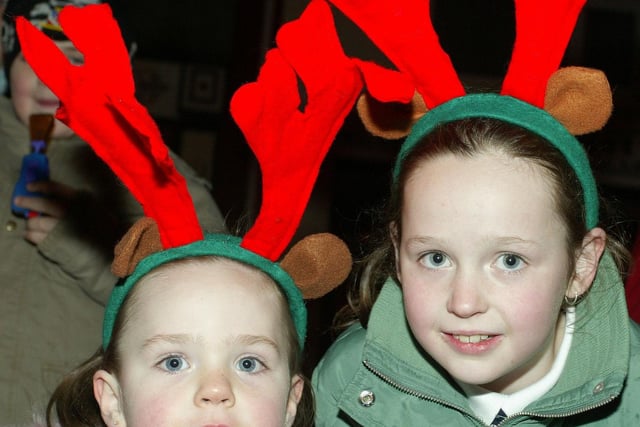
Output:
top-left (126, 0), bottom-right (640, 375)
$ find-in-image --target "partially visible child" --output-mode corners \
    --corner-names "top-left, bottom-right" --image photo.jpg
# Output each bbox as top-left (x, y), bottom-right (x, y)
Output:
top-left (312, 0), bottom-right (640, 425)
top-left (0, 0), bottom-right (225, 422)
top-left (16, 2), bottom-right (359, 425)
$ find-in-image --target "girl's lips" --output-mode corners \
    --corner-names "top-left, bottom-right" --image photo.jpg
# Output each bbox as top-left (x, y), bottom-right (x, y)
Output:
top-left (442, 332), bottom-right (502, 355)
top-left (37, 99), bottom-right (60, 109)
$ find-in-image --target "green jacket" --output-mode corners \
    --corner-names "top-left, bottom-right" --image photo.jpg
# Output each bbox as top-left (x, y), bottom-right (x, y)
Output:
top-left (313, 252), bottom-right (640, 426)
top-left (0, 96), bottom-right (226, 423)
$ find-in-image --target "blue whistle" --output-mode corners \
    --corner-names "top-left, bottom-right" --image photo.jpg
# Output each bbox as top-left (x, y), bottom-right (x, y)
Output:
top-left (12, 140), bottom-right (50, 218)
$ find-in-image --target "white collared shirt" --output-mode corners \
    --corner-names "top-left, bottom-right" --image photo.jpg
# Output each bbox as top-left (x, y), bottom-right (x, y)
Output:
top-left (456, 308), bottom-right (576, 425)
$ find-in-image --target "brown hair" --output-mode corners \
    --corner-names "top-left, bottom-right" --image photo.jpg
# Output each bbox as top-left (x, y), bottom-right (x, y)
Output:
top-left (335, 117), bottom-right (629, 329)
top-left (47, 256), bottom-right (315, 427)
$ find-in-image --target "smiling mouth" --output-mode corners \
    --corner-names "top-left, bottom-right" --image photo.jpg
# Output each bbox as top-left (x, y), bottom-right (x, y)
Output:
top-left (37, 100), bottom-right (60, 109)
top-left (452, 334), bottom-right (492, 343)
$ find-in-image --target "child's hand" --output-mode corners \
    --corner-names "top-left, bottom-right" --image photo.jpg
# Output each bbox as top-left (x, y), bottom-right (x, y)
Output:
top-left (14, 181), bottom-right (76, 244)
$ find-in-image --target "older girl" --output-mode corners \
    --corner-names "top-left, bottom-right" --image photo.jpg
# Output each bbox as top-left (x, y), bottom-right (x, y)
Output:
top-left (312, 0), bottom-right (640, 425)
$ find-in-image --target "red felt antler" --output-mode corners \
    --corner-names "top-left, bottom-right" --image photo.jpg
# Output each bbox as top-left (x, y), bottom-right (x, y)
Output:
top-left (16, 4), bottom-right (203, 248)
top-left (231, 0), bottom-right (362, 260)
top-left (501, 0), bottom-right (587, 106)
top-left (327, 0), bottom-right (465, 109)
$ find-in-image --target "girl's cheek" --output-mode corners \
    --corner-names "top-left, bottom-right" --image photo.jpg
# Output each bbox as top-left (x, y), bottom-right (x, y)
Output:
top-left (124, 394), bottom-right (173, 426)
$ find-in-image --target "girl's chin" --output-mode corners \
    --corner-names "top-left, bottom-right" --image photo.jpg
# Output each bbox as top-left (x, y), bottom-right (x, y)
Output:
top-left (51, 122), bottom-right (75, 139)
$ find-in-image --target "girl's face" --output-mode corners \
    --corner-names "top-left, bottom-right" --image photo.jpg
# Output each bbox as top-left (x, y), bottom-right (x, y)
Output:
top-left (93, 260), bottom-right (303, 427)
top-left (395, 151), bottom-right (589, 394)
top-left (9, 41), bottom-right (82, 139)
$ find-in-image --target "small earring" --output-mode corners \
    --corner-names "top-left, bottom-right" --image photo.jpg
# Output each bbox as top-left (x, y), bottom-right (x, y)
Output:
top-left (564, 292), bottom-right (581, 306)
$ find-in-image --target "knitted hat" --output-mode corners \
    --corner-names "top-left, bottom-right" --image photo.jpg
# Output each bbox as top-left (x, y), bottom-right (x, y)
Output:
top-left (15, 1), bottom-right (360, 349)
top-left (327, 0), bottom-right (612, 229)
top-left (2, 0), bottom-right (135, 87)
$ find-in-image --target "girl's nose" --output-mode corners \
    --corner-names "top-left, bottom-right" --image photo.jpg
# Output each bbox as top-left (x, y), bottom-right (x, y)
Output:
top-left (195, 370), bottom-right (236, 407)
top-left (446, 270), bottom-right (488, 318)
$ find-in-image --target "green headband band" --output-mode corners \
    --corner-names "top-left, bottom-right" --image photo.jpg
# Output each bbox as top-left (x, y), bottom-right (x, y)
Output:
top-left (102, 234), bottom-right (307, 350)
top-left (393, 94), bottom-right (599, 229)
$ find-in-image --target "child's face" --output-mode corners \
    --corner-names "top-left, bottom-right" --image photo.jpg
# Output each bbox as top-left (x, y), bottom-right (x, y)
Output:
top-left (395, 151), bottom-right (577, 394)
top-left (94, 260), bottom-right (303, 427)
top-left (9, 40), bottom-right (82, 139)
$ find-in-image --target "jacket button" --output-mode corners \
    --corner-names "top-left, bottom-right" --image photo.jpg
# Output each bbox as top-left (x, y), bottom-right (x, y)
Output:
top-left (5, 220), bottom-right (17, 232)
top-left (593, 382), bottom-right (605, 394)
top-left (359, 390), bottom-right (375, 407)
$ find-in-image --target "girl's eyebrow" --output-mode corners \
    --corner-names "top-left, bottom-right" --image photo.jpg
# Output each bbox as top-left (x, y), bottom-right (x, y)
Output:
top-left (233, 335), bottom-right (282, 355)
top-left (406, 236), bottom-right (536, 245)
top-left (142, 333), bottom-right (196, 349)
top-left (406, 236), bottom-right (438, 244)
top-left (141, 333), bottom-right (282, 354)
top-left (493, 236), bottom-right (538, 246)
top-left (404, 236), bottom-right (444, 249)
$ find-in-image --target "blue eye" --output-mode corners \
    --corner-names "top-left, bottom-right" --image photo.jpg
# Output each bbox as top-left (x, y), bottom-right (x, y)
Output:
top-left (420, 251), bottom-right (451, 269)
top-left (497, 253), bottom-right (525, 271)
top-left (159, 356), bottom-right (189, 373)
top-left (236, 357), bottom-right (265, 373)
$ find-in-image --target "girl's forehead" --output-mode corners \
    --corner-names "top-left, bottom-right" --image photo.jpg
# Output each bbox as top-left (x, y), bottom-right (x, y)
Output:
top-left (402, 152), bottom-right (564, 237)
top-left (118, 262), bottom-right (292, 354)
top-left (135, 259), bottom-right (280, 304)
top-left (408, 151), bottom-right (548, 184)
top-left (127, 259), bottom-right (287, 329)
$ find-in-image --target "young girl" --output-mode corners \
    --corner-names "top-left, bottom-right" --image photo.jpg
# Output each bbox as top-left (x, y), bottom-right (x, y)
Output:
top-left (50, 249), bottom-right (311, 427)
top-left (49, 234), bottom-right (340, 427)
top-left (311, 0), bottom-right (640, 425)
top-left (16, 2), bottom-right (361, 426)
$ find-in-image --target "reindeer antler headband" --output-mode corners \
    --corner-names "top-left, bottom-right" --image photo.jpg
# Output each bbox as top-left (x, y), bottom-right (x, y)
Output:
top-left (16, 1), bottom-right (360, 348)
top-left (329, 0), bottom-right (611, 229)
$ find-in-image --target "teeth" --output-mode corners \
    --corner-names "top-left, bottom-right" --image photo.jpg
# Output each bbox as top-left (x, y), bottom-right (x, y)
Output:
top-left (453, 334), bottom-right (490, 343)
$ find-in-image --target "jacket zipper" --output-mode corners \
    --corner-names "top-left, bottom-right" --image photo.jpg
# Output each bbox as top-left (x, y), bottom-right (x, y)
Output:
top-left (363, 359), bottom-right (620, 426)
top-left (496, 393), bottom-right (619, 425)
top-left (363, 359), bottom-right (489, 426)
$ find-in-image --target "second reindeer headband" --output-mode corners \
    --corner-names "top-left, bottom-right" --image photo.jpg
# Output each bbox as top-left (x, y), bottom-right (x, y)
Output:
top-left (16, 1), bottom-right (362, 349)
top-left (328, 0), bottom-right (611, 229)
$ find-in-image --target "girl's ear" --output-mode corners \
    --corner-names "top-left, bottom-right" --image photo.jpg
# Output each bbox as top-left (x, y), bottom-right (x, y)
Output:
top-left (568, 227), bottom-right (607, 298)
top-left (93, 369), bottom-right (126, 427)
top-left (284, 374), bottom-right (305, 427)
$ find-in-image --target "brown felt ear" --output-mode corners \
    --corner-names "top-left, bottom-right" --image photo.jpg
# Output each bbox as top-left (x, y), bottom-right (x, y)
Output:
top-left (356, 91), bottom-right (428, 140)
top-left (544, 66), bottom-right (612, 136)
top-left (280, 233), bottom-right (352, 299)
top-left (111, 217), bottom-right (163, 278)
